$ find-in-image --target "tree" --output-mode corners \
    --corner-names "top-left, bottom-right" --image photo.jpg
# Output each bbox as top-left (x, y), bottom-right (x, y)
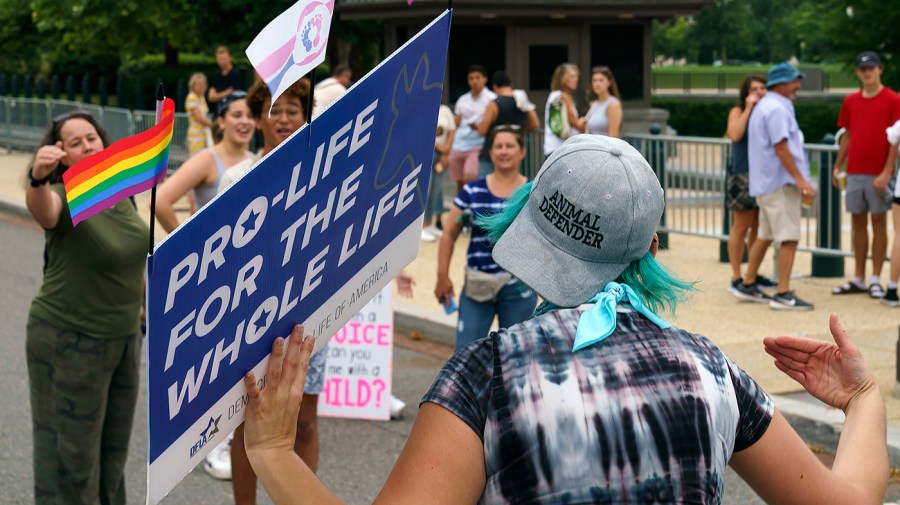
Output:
top-left (29, 0), bottom-right (205, 68)
top-left (0, 0), bottom-right (43, 74)
top-left (823, 0), bottom-right (900, 87)
top-left (690, 0), bottom-right (754, 64)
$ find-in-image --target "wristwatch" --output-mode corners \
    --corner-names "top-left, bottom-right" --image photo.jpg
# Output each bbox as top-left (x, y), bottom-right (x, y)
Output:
top-left (28, 170), bottom-right (52, 187)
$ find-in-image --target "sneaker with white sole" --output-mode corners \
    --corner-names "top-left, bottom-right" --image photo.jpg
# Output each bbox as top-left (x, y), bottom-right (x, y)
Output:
top-left (202, 435), bottom-right (233, 480)
top-left (882, 288), bottom-right (899, 307)
top-left (420, 230), bottom-right (436, 242)
top-left (769, 291), bottom-right (814, 311)
top-left (423, 225), bottom-right (443, 237)
top-left (731, 282), bottom-right (773, 304)
top-left (755, 274), bottom-right (777, 290)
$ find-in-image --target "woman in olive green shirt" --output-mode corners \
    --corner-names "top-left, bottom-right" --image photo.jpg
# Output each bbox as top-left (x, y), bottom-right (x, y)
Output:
top-left (25, 111), bottom-right (148, 505)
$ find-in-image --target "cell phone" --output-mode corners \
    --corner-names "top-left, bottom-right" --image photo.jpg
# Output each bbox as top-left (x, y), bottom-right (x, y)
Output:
top-left (442, 294), bottom-right (457, 314)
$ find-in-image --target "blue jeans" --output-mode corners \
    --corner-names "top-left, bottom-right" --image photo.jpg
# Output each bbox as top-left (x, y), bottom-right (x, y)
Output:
top-left (424, 151), bottom-right (445, 223)
top-left (455, 281), bottom-right (538, 350)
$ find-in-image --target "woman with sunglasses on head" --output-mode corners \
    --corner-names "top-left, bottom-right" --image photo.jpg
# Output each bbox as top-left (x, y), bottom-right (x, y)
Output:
top-left (25, 111), bottom-right (148, 505)
top-left (584, 66), bottom-right (622, 138)
top-left (241, 135), bottom-right (888, 505)
top-left (435, 126), bottom-right (538, 350)
top-left (155, 91), bottom-right (255, 232)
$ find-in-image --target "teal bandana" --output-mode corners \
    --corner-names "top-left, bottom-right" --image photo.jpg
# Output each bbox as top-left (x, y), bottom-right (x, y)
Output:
top-left (534, 282), bottom-right (672, 352)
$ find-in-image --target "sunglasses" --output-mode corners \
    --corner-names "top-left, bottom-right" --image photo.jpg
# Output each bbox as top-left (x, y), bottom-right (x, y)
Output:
top-left (217, 91), bottom-right (248, 117)
top-left (491, 124), bottom-right (522, 134)
top-left (52, 110), bottom-right (94, 124)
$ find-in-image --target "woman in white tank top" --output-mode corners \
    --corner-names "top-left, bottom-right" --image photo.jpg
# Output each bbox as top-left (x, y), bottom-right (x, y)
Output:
top-left (585, 66), bottom-right (623, 137)
top-left (155, 91), bottom-right (255, 233)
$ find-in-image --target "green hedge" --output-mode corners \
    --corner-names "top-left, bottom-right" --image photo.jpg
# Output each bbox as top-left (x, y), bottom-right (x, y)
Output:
top-left (652, 96), bottom-right (844, 143)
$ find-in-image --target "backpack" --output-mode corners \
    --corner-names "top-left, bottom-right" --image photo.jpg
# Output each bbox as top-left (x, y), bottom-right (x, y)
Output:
top-left (547, 95), bottom-right (571, 140)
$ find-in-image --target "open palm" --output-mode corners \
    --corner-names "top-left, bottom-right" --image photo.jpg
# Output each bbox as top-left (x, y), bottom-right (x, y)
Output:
top-left (763, 314), bottom-right (874, 411)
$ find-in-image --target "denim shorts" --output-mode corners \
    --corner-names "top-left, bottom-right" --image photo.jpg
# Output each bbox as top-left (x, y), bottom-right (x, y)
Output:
top-left (304, 341), bottom-right (328, 395)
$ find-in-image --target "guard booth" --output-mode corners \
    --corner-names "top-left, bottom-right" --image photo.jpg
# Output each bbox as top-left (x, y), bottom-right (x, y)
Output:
top-left (336, 0), bottom-right (713, 133)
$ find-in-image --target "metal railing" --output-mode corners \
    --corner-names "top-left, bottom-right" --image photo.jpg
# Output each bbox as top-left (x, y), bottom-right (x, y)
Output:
top-left (0, 96), bottom-right (191, 171)
top-left (522, 130), bottom-right (849, 273)
top-left (623, 133), bottom-right (844, 258)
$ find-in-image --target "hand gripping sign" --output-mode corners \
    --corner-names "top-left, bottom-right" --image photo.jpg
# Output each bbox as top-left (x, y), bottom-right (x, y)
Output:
top-left (144, 11), bottom-right (450, 503)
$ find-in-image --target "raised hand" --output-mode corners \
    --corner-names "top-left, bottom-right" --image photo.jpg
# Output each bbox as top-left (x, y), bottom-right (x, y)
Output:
top-left (32, 142), bottom-right (67, 178)
top-left (244, 325), bottom-right (315, 459)
top-left (763, 313), bottom-right (876, 412)
top-left (745, 93), bottom-right (761, 108)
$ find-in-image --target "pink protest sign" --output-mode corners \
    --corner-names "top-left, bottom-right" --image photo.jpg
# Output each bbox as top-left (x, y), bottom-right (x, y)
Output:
top-left (318, 284), bottom-right (393, 420)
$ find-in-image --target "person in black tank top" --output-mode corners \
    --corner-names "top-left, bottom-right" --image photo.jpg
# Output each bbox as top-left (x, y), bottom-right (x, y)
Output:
top-left (474, 71), bottom-right (540, 177)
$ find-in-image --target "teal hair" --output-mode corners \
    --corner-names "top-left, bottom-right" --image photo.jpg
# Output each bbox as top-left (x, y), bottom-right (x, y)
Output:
top-left (477, 181), bottom-right (695, 315)
top-left (615, 252), bottom-right (695, 315)
top-left (477, 180), bottom-right (533, 244)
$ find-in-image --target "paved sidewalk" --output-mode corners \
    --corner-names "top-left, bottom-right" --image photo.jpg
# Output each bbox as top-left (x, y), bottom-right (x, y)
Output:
top-left (4, 149), bottom-right (900, 467)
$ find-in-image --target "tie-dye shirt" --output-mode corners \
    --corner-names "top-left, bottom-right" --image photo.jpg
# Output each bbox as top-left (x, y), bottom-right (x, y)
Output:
top-left (422, 305), bottom-right (774, 504)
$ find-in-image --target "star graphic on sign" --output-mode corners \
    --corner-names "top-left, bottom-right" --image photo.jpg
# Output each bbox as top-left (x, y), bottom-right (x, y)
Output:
top-left (201, 415), bottom-right (221, 440)
top-left (240, 209), bottom-right (261, 233)
top-left (253, 309), bottom-right (272, 333)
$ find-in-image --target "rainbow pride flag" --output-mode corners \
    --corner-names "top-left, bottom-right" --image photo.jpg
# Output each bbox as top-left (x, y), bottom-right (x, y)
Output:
top-left (63, 98), bottom-right (175, 225)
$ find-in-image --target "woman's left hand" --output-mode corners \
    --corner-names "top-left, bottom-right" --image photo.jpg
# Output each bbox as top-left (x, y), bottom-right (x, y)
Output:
top-left (244, 325), bottom-right (315, 461)
top-left (763, 313), bottom-right (875, 412)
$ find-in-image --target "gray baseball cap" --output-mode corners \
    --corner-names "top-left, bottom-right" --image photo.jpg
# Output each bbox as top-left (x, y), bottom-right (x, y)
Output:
top-left (492, 135), bottom-right (664, 307)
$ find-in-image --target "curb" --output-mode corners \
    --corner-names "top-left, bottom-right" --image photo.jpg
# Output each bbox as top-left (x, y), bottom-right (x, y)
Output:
top-left (394, 301), bottom-right (457, 348)
top-left (0, 195), bottom-right (30, 220)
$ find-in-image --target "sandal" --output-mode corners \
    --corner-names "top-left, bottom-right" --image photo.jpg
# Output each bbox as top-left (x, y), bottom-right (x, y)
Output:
top-left (832, 281), bottom-right (867, 295)
top-left (869, 284), bottom-right (885, 299)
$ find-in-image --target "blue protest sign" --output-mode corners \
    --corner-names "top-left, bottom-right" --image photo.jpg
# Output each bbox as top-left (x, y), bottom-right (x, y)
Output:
top-left (145, 11), bottom-right (450, 503)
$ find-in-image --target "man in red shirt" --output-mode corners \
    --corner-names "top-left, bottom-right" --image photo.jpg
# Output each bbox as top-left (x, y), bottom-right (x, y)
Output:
top-left (831, 51), bottom-right (900, 299)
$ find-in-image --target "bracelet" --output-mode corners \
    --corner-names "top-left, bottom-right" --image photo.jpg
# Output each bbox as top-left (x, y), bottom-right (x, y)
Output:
top-left (28, 170), bottom-right (52, 188)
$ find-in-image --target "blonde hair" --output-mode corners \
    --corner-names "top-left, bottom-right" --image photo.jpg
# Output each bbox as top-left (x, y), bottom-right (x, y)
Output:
top-left (550, 63), bottom-right (579, 92)
top-left (188, 72), bottom-right (207, 92)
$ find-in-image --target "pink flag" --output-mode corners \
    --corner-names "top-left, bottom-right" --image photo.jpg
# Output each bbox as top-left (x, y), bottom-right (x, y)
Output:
top-left (246, 0), bottom-right (335, 108)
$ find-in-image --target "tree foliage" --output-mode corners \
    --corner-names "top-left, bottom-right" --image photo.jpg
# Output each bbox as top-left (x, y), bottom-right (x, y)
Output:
top-left (0, 0), bottom-right (380, 78)
top-left (653, 0), bottom-right (899, 87)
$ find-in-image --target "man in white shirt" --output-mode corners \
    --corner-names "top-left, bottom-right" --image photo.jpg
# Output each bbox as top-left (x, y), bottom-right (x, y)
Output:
top-left (312, 64), bottom-right (352, 116)
top-left (448, 64), bottom-right (496, 190)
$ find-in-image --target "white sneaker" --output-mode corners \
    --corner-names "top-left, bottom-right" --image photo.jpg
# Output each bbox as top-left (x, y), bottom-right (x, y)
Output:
top-left (420, 230), bottom-right (436, 242)
top-left (202, 435), bottom-right (233, 480)
top-left (390, 395), bottom-right (406, 419)
top-left (423, 225), bottom-right (443, 237)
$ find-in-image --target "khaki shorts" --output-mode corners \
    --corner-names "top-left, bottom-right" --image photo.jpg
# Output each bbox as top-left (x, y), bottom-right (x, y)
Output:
top-left (757, 184), bottom-right (801, 243)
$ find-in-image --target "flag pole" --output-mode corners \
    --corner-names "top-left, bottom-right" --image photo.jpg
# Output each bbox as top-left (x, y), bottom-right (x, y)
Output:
top-left (306, 70), bottom-right (317, 147)
top-left (148, 82), bottom-right (164, 258)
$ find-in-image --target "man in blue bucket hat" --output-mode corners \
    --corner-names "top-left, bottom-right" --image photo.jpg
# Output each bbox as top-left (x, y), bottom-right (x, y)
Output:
top-left (731, 62), bottom-right (816, 311)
